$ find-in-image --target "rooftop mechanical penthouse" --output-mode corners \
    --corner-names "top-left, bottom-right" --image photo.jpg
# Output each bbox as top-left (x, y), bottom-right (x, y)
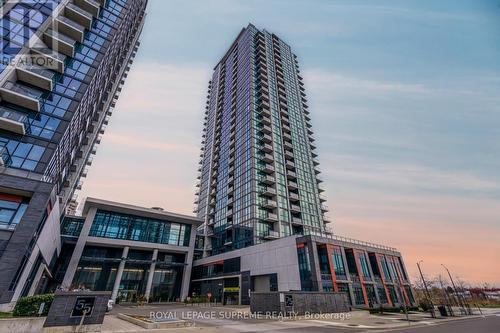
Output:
top-left (0, 0), bottom-right (147, 311)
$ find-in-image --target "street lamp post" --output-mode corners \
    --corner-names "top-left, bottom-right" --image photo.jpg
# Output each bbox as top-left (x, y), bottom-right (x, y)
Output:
top-left (441, 264), bottom-right (468, 315)
top-left (417, 261), bottom-right (435, 318)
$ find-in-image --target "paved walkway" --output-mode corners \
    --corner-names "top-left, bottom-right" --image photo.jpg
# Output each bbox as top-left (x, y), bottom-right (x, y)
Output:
top-left (100, 304), bottom-right (500, 333)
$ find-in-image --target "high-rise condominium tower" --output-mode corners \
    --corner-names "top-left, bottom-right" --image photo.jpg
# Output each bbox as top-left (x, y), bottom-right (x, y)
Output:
top-left (195, 24), bottom-right (329, 256)
top-left (0, 0), bottom-right (147, 310)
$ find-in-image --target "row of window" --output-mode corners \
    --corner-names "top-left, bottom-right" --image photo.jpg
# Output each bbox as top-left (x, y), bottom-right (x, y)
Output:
top-left (89, 210), bottom-right (192, 247)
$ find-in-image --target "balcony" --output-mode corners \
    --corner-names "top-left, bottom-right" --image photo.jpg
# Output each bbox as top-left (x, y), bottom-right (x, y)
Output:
top-left (16, 66), bottom-right (55, 91)
top-left (288, 181), bottom-right (298, 190)
top-left (260, 134), bottom-right (272, 144)
top-left (260, 175), bottom-right (275, 185)
top-left (43, 29), bottom-right (76, 58)
top-left (263, 200), bottom-right (277, 209)
top-left (287, 170), bottom-right (297, 179)
top-left (260, 153), bottom-right (274, 163)
top-left (260, 125), bottom-right (272, 134)
top-left (282, 132), bottom-right (292, 142)
top-left (285, 160), bottom-right (295, 170)
top-left (291, 217), bottom-right (302, 225)
top-left (260, 115), bottom-right (271, 126)
top-left (321, 204), bottom-right (329, 212)
top-left (261, 187), bottom-right (276, 197)
top-left (55, 16), bottom-right (85, 42)
top-left (0, 81), bottom-right (42, 112)
top-left (0, 146), bottom-right (12, 166)
top-left (284, 141), bottom-right (293, 151)
top-left (264, 213), bottom-right (278, 223)
top-left (261, 164), bottom-right (275, 174)
top-left (261, 143), bottom-right (273, 153)
top-left (65, 3), bottom-right (93, 29)
top-left (289, 192), bottom-right (299, 202)
top-left (290, 204), bottom-right (301, 213)
top-left (28, 48), bottom-right (65, 73)
top-left (74, 0), bottom-right (101, 17)
top-left (263, 230), bottom-right (280, 240)
top-left (0, 106), bottom-right (30, 135)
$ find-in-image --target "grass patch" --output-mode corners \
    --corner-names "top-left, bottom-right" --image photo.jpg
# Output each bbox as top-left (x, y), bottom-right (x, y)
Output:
top-left (0, 312), bottom-right (13, 318)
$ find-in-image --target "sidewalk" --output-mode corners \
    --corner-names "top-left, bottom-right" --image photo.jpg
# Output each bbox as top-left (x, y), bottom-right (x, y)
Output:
top-left (100, 304), bottom-right (500, 333)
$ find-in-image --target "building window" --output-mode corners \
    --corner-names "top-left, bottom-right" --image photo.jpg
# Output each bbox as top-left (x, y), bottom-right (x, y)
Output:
top-left (378, 286), bottom-right (388, 304)
top-left (297, 245), bottom-right (313, 291)
top-left (332, 247), bottom-right (346, 277)
top-left (0, 194), bottom-right (29, 230)
top-left (358, 253), bottom-right (371, 279)
top-left (89, 210), bottom-right (192, 246)
top-left (337, 283), bottom-right (351, 304)
top-left (353, 286), bottom-right (365, 305)
top-left (60, 216), bottom-right (84, 237)
top-left (365, 284), bottom-right (377, 305)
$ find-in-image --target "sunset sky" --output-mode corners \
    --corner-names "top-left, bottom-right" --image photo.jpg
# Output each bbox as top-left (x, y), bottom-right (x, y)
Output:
top-left (78, 0), bottom-right (500, 286)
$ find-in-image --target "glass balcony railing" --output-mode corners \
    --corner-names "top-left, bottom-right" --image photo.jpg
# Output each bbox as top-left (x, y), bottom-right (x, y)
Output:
top-left (57, 16), bottom-right (85, 32)
top-left (0, 146), bottom-right (12, 166)
top-left (0, 106), bottom-right (31, 134)
top-left (45, 29), bottom-right (77, 47)
top-left (2, 81), bottom-right (44, 100)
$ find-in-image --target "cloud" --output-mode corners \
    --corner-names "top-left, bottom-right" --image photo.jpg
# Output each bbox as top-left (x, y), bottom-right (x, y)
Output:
top-left (304, 69), bottom-right (429, 97)
top-left (104, 133), bottom-right (198, 154)
top-left (77, 62), bottom-right (208, 214)
top-left (323, 153), bottom-right (500, 194)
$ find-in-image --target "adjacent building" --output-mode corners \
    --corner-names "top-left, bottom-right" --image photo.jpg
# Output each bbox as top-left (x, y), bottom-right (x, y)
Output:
top-left (0, 0), bottom-right (147, 310)
top-left (192, 24), bottom-right (415, 308)
top-left (58, 198), bottom-right (201, 303)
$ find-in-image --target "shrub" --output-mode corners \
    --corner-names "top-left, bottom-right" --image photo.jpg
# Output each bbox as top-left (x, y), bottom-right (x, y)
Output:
top-left (419, 300), bottom-right (431, 312)
top-left (13, 294), bottom-right (54, 317)
top-left (184, 296), bottom-right (209, 304)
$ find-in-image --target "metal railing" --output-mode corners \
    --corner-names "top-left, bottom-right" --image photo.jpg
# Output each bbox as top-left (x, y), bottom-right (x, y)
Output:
top-left (321, 230), bottom-right (398, 252)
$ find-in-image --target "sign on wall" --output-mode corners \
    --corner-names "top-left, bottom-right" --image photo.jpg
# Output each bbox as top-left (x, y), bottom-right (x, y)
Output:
top-left (71, 296), bottom-right (96, 317)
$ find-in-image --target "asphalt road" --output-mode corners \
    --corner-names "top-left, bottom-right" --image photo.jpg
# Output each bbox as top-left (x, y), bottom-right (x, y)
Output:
top-left (242, 315), bottom-right (500, 333)
top-left (377, 315), bottom-right (500, 333)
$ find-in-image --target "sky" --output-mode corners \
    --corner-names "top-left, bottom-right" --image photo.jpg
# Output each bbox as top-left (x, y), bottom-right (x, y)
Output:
top-left (79, 0), bottom-right (500, 286)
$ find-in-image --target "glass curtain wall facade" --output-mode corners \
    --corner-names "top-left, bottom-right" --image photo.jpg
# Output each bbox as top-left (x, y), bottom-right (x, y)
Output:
top-left (195, 24), bottom-right (329, 256)
top-left (0, 0), bottom-right (147, 308)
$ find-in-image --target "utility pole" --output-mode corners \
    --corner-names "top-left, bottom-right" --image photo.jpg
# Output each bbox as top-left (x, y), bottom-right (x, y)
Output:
top-left (441, 264), bottom-right (468, 315)
top-left (438, 275), bottom-right (454, 316)
top-left (417, 261), bottom-right (435, 318)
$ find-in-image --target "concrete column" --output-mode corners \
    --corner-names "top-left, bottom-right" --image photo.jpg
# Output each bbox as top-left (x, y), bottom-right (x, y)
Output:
top-left (111, 246), bottom-right (129, 302)
top-left (307, 241), bottom-right (323, 291)
top-left (144, 249), bottom-right (158, 302)
top-left (27, 263), bottom-right (46, 296)
top-left (180, 226), bottom-right (197, 300)
top-left (61, 208), bottom-right (97, 289)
